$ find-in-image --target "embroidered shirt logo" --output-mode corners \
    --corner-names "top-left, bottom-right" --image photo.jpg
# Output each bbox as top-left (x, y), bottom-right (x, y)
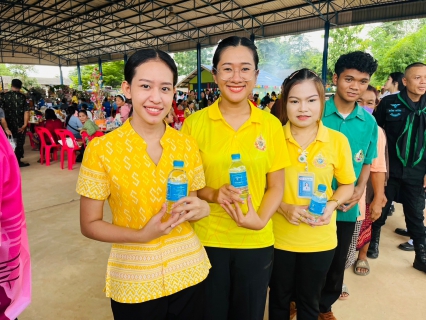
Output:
top-left (313, 153), bottom-right (327, 168)
top-left (255, 135), bottom-right (266, 151)
top-left (388, 104), bottom-right (402, 117)
top-left (354, 149), bottom-right (364, 163)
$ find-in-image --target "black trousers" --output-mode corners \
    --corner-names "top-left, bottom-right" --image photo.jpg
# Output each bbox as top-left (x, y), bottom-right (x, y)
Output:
top-left (203, 246), bottom-right (274, 320)
top-left (319, 221), bottom-right (356, 313)
top-left (110, 281), bottom-right (205, 320)
top-left (269, 248), bottom-right (335, 320)
top-left (14, 131), bottom-right (26, 160)
top-left (372, 177), bottom-right (425, 245)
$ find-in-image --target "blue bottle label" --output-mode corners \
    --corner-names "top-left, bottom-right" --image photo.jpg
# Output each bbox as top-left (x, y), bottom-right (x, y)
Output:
top-left (230, 172), bottom-right (248, 188)
top-left (309, 199), bottom-right (326, 215)
top-left (166, 182), bottom-right (188, 202)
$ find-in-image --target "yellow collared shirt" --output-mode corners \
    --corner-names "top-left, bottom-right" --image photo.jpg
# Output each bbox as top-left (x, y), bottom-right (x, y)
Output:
top-left (182, 99), bottom-right (290, 249)
top-left (76, 120), bottom-right (210, 303)
top-left (272, 121), bottom-right (356, 252)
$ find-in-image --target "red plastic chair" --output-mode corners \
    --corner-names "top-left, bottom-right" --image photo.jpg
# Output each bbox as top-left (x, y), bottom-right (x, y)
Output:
top-left (26, 131), bottom-right (37, 150)
top-left (81, 130), bottom-right (104, 148)
top-left (34, 127), bottom-right (60, 166)
top-left (54, 129), bottom-right (82, 170)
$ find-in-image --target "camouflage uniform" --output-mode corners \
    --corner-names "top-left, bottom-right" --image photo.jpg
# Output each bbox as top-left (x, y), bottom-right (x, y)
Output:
top-left (1, 91), bottom-right (29, 160)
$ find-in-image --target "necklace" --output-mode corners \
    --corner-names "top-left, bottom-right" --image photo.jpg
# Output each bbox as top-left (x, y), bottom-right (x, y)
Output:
top-left (291, 127), bottom-right (318, 172)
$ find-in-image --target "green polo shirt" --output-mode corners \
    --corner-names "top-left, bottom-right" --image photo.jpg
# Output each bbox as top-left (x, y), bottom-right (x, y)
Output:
top-left (322, 96), bottom-right (378, 222)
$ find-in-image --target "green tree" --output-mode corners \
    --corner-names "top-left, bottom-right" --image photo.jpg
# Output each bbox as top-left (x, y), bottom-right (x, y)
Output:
top-left (371, 24), bottom-right (426, 86)
top-left (368, 20), bottom-right (426, 86)
top-left (69, 61), bottom-right (125, 90)
top-left (326, 26), bottom-right (367, 80)
top-left (173, 47), bottom-right (214, 76)
top-left (0, 64), bottom-right (12, 76)
top-left (7, 64), bottom-right (39, 89)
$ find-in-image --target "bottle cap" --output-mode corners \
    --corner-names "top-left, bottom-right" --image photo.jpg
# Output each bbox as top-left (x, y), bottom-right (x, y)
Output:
top-left (173, 160), bottom-right (184, 168)
top-left (231, 154), bottom-right (241, 160)
top-left (318, 184), bottom-right (327, 193)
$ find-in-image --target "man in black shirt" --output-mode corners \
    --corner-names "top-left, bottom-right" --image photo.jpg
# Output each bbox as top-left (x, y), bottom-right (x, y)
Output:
top-left (1, 79), bottom-right (30, 167)
top-left (369, 62), bottom-right (426, 273)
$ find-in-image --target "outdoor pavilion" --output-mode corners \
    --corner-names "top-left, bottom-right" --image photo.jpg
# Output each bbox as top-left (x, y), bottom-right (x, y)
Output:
top-left (2, 0), bottom-right (426, 97)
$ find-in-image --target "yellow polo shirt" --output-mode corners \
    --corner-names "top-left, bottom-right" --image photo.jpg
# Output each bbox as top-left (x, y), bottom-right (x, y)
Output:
top-left (182, 99), bottom-right (290, 249)
top-left (76, 120), bottom-right (210, 303)
top-left (272, 121), bottom-right (356, 252)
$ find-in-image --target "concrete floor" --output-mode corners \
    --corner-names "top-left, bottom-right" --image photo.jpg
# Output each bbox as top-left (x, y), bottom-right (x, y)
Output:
top-left (17, 143), bottom-right (426, 320)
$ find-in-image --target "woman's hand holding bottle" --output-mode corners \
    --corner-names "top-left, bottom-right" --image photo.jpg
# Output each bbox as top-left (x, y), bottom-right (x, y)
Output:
top-left (221, 195), bottom-right (266, 230)
top-left (170, 196), bottom-right (210, 227)
top-left (213, 184), bottom-right (245, 205)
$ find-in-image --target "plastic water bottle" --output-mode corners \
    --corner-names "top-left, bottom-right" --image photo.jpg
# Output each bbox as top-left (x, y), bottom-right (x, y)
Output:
top-left (229, 154), bottom-right (249, 201)
top-left (165, 160), bottom-right (188, 220)
top-left (308, 184), bottom-right (327, 217)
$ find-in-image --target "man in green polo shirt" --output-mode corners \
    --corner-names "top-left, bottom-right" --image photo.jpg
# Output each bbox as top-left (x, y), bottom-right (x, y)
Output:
top-left (319, 51), bottom-right (379, 320)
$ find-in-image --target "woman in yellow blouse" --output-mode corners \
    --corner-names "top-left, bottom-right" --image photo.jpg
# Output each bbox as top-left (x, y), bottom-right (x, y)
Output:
top-left (268, 69), bottom-right (356, 320)
top-left (182, 36), bottom-right (290, 320)
top-left (77, 49), bottom-right (211, 320)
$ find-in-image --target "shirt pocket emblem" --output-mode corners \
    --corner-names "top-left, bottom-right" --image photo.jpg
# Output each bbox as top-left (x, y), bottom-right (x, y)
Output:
top-left (354, 149), bottom-right (364, 163)
top-left (254, 135), bottom-right (266, 151)
top-left (313, 153), bottom-right (327, 168)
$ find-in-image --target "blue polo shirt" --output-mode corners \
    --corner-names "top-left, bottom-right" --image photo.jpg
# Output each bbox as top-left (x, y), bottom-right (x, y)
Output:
top-left (322, 96), bottom-right (378, 222)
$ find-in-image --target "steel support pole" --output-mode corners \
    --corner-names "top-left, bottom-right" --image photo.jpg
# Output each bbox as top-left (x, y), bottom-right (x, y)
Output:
top-left (77, 61), bottom-right (82, 91)
top-left (124, 53), bottom-right (128, 65)
top-left (322, 20), bottom-right (330, 84)
top-left (197, 42), bottom-right (201, 100)
top-left (98, 57), bottom-right (103, 88)
top-left (59, 64), bottom-right (63, 85)
top-left (250, 33), bottom-right (255, 43)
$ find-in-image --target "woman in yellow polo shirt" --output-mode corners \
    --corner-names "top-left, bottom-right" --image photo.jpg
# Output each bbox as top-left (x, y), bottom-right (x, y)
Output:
top-left (268, 69), bottom-right (356, 320)
top-left (182, 36), bottom-right (289, 320)
top-left (76, 49), bottom-right (211, 320)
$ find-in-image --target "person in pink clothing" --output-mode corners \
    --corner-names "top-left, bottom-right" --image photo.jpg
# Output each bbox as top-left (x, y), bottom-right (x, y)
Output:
top-left (355, 86), bottom-right (388, 276)
top-left (116, 94), bottom-right (132, 122)
top-left (0, 131), bottom-right (32, 320)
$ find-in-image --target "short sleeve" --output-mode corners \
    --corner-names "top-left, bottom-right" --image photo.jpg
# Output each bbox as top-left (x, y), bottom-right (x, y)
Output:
top-left (371, 128), bottom-right (387, 173)
top-left (334, 134), bottom-right (357, 185)
top-left (364, 122), bottom-right (378, 165)
top-left (76, 139), bottom-right (110, 200)
top-left (269, 121), bottom-right (291, 173)
top-left (189, 138), bottom-right (206, 191)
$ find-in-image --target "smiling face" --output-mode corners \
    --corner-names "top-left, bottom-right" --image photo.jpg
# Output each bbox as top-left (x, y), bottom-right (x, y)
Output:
top-left (121, 59), bottom-right (174, 126)
top-left (333, 69), bottom-right (370, 103)
top-left (212, 45), bottom-right (258, 105)
top-left (403, 66), bottom-right (426, 98)
top-left (357, 90), bottom-right (377, 109)
top-left (286, 80), bottom-right (322, 130)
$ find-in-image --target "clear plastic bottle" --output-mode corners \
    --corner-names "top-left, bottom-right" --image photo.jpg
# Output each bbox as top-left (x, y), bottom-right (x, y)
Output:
top-left (308, 184), bottom-right (328, 217)
top-left (165, 160), bottom-right (188, 220)
top-left (229, 154), bottom-right (249, 201)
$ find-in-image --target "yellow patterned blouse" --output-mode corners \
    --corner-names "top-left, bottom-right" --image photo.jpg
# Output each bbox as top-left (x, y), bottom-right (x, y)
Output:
top-left (76, 120), bottom-right (211, 303)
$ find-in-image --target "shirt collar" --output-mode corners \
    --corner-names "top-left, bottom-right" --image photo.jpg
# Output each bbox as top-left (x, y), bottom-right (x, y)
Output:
top-left (323, 95), bottom-right (365, 121)
top-left (283, 120), bottom-right (329, 145)
top-left (123, 117), bottom-right (172, 146)
top-left (208, 98), bottom-right (262, 123)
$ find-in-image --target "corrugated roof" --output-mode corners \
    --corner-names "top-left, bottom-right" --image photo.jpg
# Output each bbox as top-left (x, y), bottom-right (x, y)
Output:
top-left (0, 0), bottom-right (424, 66)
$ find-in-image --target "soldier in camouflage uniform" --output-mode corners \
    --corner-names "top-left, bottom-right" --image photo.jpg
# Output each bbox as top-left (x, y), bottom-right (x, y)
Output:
top-left (1, 79), bottom-right (30, 167)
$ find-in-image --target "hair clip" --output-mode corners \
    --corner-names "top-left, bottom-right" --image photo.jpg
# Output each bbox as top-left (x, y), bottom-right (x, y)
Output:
top-left (289, 70), bottom-right (300, 80)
